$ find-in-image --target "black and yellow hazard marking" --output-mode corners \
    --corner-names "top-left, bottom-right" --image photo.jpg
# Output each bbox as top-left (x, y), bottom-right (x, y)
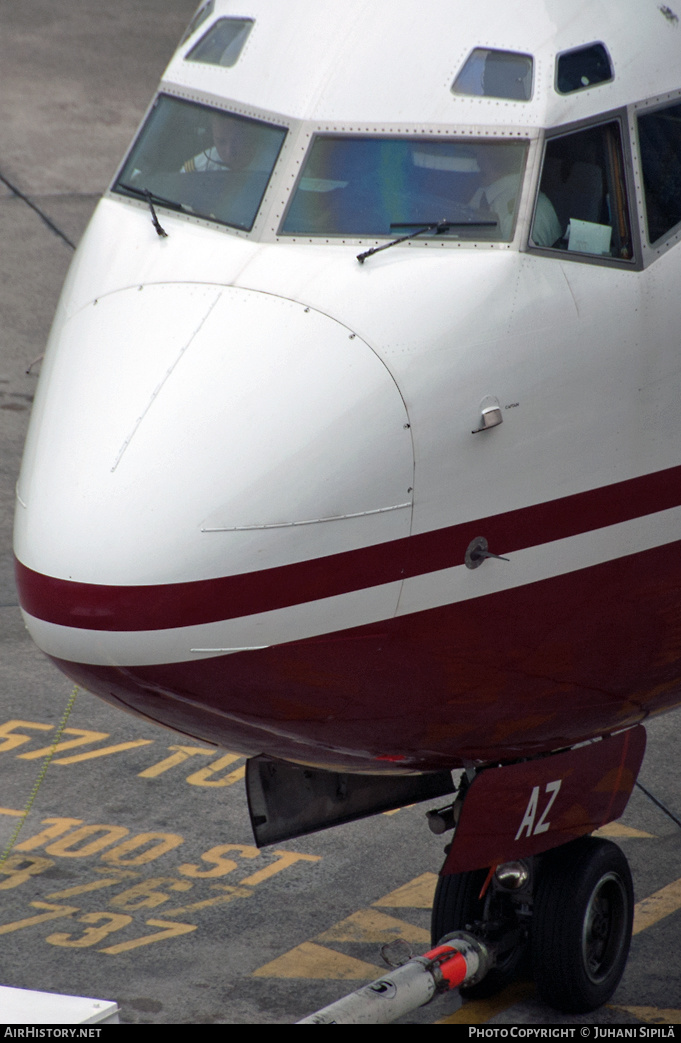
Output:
top-left (633, 877), bottom-right (681, 934)
top-left (372, 872), bottom-right (437, 909)
top-left (250, 887), bottom-right (531, 1019)
top-left (251, 874), bottom-right (435, 980)
top-left (595, 823), bottom-right (655, 839)
top-left (316, 908), bottom-right (430, 945)
top-left (253, 941), bottom-right (380, 980)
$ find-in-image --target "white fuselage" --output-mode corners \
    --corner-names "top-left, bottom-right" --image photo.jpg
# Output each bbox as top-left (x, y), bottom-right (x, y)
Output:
top-left (13, 0), bottom-right (681, 771)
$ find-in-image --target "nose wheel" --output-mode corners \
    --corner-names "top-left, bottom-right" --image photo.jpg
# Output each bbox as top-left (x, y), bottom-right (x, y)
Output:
top-left (531, 836), bottom-right (634, 1013)
top-left (432, 836), bottom-right (634, 1013)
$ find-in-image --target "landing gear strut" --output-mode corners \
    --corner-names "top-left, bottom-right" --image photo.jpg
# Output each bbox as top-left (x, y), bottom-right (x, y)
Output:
top-left (432, 836), bottom-right (634, 1014)
top-left (431, 865), bottom-right (529, 999)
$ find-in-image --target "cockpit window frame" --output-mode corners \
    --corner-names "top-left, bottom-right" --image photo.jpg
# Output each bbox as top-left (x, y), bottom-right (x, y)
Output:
top-left (527, 108), bottom-right (642, 271)
top-left (110, 97), bottom-right (571, 255)
top-left (275, 125), bottom-right (534, 249)
top-left (631, 88), bottom-right (681, 265)
top-left (107, 88), bottom-right (294, 242)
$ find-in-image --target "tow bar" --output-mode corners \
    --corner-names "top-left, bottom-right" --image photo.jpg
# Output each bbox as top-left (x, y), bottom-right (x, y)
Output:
top-left (296, 930), bottom-right (492, 1024)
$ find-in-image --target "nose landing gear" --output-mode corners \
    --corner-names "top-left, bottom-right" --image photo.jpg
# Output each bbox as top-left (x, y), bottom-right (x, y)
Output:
top-left (431, 836), bottom-right (634, 1014)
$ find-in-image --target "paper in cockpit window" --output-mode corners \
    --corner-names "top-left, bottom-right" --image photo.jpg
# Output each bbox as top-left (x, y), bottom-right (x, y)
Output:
top-left (567, 217), bottom-right (612, 255)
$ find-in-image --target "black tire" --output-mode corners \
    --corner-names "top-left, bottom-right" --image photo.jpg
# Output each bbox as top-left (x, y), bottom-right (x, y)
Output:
top-left (431, 868), bottom-right (527, 998)
top-left (531, 837), bottom-right (633, 1014)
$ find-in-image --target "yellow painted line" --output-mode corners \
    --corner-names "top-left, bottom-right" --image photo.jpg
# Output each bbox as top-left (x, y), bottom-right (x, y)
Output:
top-left (18, 728), bottom-right (109, 761)
top-left (436, 980), bottom-right (536, 1024)
top-left (55, 739), bottom-right (153, 764)
top-left (163, 884), bottom-right (253, 917)
top-left (633, 877), bottom-right (681, 934)
top-left (240, 850), bottom-right (320, 887)
top-left (138, 744), bottom-right (212, 778)
top-left (372, 872), bottom-right (438, 909)
top-left (594, 823), bottom-right (655, 839)
top-left (100, 918), bottom-right (196, 955)
top-left (611, 1005), bottom-right (681, 1025)
top-left (185, 754), bottom-right (244, 787)
top-left (316, 908), bottom-right (430, 945)
top-left (252, 941), bottom-right (379, 980)
top-left (0, 808), bottom-right (24, 817)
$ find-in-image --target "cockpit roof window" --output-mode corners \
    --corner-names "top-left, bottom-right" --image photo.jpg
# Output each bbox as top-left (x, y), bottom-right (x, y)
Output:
top-left (556, 43), bottom-right (613, 94)
top-left (280, 135), bottom-right (528, 242)
top-left (452, 49), bottom-right (533, 101)
top-left (186, 17), bottom-right (254, 67)
top-left (112, 95), bottom-right (286, 233)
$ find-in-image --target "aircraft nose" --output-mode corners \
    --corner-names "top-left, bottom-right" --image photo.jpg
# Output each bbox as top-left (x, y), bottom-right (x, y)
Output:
top-left (15, 284), bottom-right (414, 608)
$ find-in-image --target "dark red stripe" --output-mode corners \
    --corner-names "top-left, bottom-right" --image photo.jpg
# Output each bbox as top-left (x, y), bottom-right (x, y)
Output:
top-left (15, 464), bottom-right (681, 632)
top-left (47, 543), bottom-right (681, 771)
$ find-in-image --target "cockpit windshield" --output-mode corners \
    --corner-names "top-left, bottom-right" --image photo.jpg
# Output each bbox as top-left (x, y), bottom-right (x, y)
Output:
top-left (113, 95), bottom-right (287, 231)
top-left (281, 136), bottom-right (528, 241)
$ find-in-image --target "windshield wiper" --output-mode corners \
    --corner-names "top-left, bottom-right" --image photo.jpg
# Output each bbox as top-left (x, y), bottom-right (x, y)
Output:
top-left (117, 183), bottom-right (189, 237)
top-left (356, 218), bottom-right (496, 264)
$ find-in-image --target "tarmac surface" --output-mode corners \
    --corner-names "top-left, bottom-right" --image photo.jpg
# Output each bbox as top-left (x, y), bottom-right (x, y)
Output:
top-left (1, 1), bottom-right (681, 1027)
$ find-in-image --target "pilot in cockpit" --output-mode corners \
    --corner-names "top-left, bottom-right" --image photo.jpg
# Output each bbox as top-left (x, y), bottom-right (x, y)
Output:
top-left (469, 144), bottom-right (562, 247)
top-left (182, 114), bottom-right (262, 173)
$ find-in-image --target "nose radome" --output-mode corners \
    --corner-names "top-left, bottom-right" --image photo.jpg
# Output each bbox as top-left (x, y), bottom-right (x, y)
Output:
top-left (15, 284), bottom-right (414, 587)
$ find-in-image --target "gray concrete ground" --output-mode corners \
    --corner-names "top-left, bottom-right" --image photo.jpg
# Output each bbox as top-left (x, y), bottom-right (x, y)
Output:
top-left (1, 1), bottom-right (681, 1027)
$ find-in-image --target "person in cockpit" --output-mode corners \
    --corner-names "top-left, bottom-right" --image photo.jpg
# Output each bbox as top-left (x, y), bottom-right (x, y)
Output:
top-left (469, 144), bottom-right (562, 246)
top-left (182, 114), bottom-right (262, 173)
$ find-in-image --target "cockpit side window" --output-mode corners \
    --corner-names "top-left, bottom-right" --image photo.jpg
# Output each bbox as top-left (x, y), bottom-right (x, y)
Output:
top-left (530, 120), bottom-right (633, 260)
top-left (637, 102), bottom-right (681, 244)
top-left (452, 49), bottom-right (533, 101)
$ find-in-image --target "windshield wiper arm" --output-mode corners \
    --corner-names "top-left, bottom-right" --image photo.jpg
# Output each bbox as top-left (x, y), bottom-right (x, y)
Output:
top-left (356, 218), bottom-right (496, 264)
top-left (143, 188), bottom-right (168, 238)
top-left (117, 183), bottom-right (189, 237)
top-left (357, 220), bottom-right (445, 264)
